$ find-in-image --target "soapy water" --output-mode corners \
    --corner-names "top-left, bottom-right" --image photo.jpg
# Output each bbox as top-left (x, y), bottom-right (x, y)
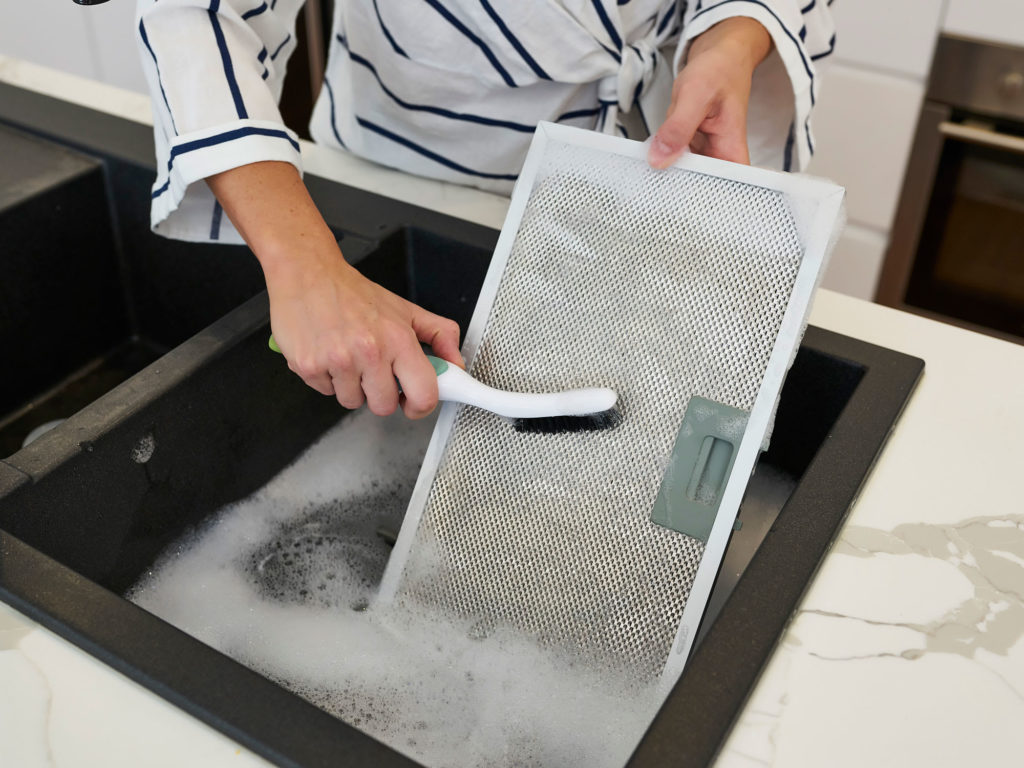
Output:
top-left (128, 408), bottom-right (662, 768)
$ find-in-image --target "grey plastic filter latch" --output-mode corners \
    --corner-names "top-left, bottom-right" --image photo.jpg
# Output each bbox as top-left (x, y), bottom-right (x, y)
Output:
top-left (650, 396), bottom-right (750, 542)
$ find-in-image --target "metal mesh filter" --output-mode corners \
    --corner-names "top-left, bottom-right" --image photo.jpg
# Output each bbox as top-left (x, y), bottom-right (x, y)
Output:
top-left (388, 140), bottom-right (804, 681)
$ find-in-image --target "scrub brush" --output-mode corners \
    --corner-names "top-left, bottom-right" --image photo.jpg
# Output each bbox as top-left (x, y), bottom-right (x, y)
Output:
top-left (268, 335), bottom-right (621, 434)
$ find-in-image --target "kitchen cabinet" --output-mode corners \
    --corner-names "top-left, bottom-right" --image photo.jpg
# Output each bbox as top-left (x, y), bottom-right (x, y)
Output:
top-left (945, 0), bottom-right (1024, 49)
top-left (806, 1), bottom-right (946, 300)
top-left (819, 223), bottom-right (888, 299)
top-left (830, 0), bottom-right (944, 78)
top-left (807, 64), bottom-right (925, 233)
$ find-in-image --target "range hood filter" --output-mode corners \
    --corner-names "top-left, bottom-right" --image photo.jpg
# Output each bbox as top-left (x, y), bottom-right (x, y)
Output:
top-left (379, 123), bottom-right (845, 685)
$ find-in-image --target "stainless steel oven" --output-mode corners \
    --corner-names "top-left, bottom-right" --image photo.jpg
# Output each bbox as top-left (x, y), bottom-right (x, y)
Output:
top-left (878, 35), bottom-right (1024, 343)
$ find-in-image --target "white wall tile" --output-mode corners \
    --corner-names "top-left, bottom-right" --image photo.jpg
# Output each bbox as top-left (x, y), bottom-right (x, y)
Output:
top-left (0, 1), bottom-right (145, 95)
top-left (84, 2), bottom-right (148, 95)
top-left (820, 223), bottom-right (888, 300)
top-left (0, 0), bottom-right (99, 81)
top-left (945, 0), bottom-right (1024, 49)
top-left (807, 63), bottom-right (924, 232)
top-left (831, 0), bottom-right (945, 79)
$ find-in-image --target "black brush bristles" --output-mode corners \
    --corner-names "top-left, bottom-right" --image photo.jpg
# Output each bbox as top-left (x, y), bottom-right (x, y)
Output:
top-left (511, 406), bottom-right (623, 435)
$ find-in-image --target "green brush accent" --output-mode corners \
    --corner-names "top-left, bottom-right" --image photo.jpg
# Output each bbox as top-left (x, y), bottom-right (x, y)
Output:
top-left (427, 355), bottom-right (449, 376)
top-left (267, 334), bottom-right (449, 378)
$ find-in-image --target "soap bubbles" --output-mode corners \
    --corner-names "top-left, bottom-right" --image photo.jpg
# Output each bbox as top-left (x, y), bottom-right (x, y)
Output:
top-left (128, 409), bottom-right (659, 768)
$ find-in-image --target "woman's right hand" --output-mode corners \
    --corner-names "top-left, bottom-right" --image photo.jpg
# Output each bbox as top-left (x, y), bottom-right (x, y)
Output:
top-left (265, 248), bottom-right (463, 418)
top-left (206, 161), bottom-right (463, 419)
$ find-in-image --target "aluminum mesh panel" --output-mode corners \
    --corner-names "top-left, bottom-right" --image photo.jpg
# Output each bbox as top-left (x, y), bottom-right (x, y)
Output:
top-left (392, 142), bottom-right (803, 680)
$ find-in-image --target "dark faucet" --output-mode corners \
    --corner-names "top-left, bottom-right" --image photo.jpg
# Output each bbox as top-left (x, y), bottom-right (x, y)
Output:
top-left (72, 0), bottom-right (113, 4)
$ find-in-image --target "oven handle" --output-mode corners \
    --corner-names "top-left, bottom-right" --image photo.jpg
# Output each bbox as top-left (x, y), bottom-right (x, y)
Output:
top-left (939, 121), bottom-right (1024, 156)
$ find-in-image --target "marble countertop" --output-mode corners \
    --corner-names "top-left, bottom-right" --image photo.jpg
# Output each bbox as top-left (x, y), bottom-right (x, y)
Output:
top-left (1, 55), bottom-right (1022, 768)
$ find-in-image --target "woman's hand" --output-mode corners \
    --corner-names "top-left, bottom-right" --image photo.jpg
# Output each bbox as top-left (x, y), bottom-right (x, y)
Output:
top-left (265, 250), bottom-right (463, 418)
top-left (207, 161), bottom-right (463, 419)
top-left (648, 17), bottom-right (772, 168)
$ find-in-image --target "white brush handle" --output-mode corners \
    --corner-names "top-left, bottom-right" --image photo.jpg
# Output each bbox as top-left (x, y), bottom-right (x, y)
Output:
top-left (435, 361), bottom-right (616, 419)
top-left (269, 338), bottom-right (616, 419)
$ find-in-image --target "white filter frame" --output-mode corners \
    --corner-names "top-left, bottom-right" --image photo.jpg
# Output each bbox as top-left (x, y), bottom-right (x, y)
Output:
top-left (379, 122), bottom-right (845, 685)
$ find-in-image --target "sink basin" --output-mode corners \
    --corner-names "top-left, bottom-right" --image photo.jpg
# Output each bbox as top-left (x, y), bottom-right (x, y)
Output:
top-left (0, 83), bottom-right (924, 768)
top-left (0, 121), bottom-right (271, 457)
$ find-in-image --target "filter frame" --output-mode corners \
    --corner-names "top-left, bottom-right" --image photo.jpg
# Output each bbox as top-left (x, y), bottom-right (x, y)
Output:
top-left (378, 122), bottom-right (846, 683)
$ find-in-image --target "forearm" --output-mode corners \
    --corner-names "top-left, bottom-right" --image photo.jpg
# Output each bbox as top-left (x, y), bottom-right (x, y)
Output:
top-left (204, 162), bottom-right (462, 419)
top-left (685, 16), bottom-right (772, 72)
top-left (206, 161), bottom-right (355, 291)
top-left (139, 0), bottom-right (303, 241)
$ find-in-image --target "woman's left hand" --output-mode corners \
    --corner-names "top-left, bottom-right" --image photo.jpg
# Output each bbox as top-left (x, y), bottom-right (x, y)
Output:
top-left (647, 16), bottom-right (772, 168)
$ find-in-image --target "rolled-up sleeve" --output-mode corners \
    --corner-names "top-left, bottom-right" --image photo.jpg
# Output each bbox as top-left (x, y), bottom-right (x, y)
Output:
top-left (674, 0), bottom-right (836, 172)
top-left (136, 0), bottom-right (304, 243)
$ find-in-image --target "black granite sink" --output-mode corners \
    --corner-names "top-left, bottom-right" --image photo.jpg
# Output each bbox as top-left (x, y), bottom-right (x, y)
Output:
top-left (0, 84), bottom-right (924, 768)
top-left (0, 121), bottom-right (265, 457)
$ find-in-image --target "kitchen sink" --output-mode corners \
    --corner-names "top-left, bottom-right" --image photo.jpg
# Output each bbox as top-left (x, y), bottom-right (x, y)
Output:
top-left (0, 121), bottom-right (267, 457)
top-left (0, 83), bottom-right (924, 768)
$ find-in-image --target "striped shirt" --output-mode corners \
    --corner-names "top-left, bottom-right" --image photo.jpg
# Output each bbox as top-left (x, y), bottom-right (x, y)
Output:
top-left (136, 0), bottom-right (836, 244)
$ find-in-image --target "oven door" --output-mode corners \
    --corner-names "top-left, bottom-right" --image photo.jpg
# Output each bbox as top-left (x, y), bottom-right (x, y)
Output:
top-left (878, 103), bottom-right (1024, 342)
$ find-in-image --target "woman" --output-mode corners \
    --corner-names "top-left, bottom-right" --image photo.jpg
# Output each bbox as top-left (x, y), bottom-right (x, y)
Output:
top-left (136, 0), bottom-right (834, 419)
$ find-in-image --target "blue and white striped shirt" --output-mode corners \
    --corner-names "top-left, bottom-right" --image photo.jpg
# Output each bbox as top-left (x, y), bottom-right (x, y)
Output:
top-left (136, 0), bottom-right (836, 244)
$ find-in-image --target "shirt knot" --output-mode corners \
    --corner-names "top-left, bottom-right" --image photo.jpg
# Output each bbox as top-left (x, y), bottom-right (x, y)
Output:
top-left (596, 37), bottom-right (672, 135)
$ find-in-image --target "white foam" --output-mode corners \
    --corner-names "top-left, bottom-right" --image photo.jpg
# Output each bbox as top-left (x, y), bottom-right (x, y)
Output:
top-left (128, 408), bottom-right (661, 768)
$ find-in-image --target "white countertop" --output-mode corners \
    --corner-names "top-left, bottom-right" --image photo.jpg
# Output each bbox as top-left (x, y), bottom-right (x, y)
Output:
top-left (2, 56), bottom-right (1023, 768)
